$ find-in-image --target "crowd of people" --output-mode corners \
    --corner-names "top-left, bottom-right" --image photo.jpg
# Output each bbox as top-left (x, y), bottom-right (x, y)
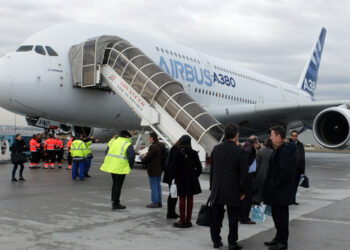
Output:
top-left (100, 124), bottom-right (305, 250)
top-left (10, 123), bottom-right (306, 250)
top-left (10, 133), bottom-right (97, 181)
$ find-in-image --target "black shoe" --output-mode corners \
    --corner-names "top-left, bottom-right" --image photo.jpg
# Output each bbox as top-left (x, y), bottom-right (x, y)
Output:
top-left (166, 213), bottom-right (179, 219)
top-left (157, 202), bottom-right (162, 207)
top-left (185, 221), bottom-right (192, 227)
top-left (264, 239), bottom-right (278, 246)
top-left (173, 221), bottom-right (190, 228)
top-left (213, 241), bottom-right (223, 248)
top-left (19, 177), bottom-right (26, 181)
top-left (146, 203), bottom-right (160, 208)
top-left (112, 204), bottom-right (126, 209)
top-left (58, 166), bottom-right (62, 169)
top-left (292, 202), bottom-right (299, 205)
top-left (229, 243), bottom-right (243, 250)
top-left (85, 174), bottom-right (91, 178)
top-left (11, 178), bottom-right (18, 182)
top-left (269, 243), bottom-right (288, 250)
top-left (240, 220), bottom-right (256, 225)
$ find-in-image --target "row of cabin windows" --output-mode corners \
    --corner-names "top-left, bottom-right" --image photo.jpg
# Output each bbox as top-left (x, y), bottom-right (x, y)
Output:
top-left (155, 46), bottom-right (201, 64)
top-left (194, 87), bottom-right (257, 104)
top-left (16, 45), bottom-right (59, 56)
top-left (213, 65), bottom-right (277, 89)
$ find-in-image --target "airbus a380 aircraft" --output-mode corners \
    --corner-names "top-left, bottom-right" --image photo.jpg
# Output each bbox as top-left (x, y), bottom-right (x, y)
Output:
top-left (0, 23), bottom-right (349, 149)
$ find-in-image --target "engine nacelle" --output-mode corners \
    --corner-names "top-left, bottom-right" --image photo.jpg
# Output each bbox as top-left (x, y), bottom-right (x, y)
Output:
top-left (73, 126), bottom-right (93, 138)
top-left (313, 106), bottom-right (350, 149)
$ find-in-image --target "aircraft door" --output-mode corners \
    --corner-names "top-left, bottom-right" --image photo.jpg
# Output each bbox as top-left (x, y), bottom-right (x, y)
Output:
top-left (258, 96), bottom-right (264, 104)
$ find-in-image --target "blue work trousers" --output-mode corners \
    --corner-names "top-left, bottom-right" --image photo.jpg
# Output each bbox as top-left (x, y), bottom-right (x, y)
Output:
top-left (85, 155), bottom-right (91, 175)
top-left (72, 160), bottom-right (85, 180)
top-left (149, 175), bottom-right (162, 204)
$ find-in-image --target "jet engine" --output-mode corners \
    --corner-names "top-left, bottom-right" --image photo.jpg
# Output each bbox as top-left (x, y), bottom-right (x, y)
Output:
top-left (313, 106), bottom-right (350, 149)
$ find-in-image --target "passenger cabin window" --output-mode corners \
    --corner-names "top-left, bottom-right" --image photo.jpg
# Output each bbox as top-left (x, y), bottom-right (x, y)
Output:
top-left (45, 46), bottom-right (58, 56)
top-left (35, 46), bottom-right (46, 55)
top-left (16, 45), bottom-right (33, 52)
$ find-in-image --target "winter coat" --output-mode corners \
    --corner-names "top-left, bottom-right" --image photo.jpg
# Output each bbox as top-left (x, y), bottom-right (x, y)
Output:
top-left (263, 141), bottom-right (296, 206)
top-left (253, 146), bottom-right (273, 203)
top-left (294, 140), bottom-right (305, 176)
top-left (162, 145), bottom-right (178, 185)
top-left (10, 139), bottom-right (28, 164)
top-left (172, 147), bottom-right (202, 197)
top-left (210, 140), bottom-right (248, 207)
top-left (142, 141), bottom-right (166, 177)
top-left (243, 140), bottom-right (256, 166)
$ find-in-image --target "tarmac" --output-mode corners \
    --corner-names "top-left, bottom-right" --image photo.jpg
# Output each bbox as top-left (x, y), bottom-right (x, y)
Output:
top-left (0, 145), bottom-right (350, 250)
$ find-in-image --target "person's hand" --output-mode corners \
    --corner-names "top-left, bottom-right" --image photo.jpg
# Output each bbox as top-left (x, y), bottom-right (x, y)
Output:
top-left (240, 194), bottom-right (245, 200)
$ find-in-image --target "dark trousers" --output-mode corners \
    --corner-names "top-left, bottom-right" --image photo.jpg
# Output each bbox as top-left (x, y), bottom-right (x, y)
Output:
top-left (271, 206), bottom-right (289, 245)
top-left (179, 196), bottom-right (193, 223)
top-left (56, 150), bottom-right (63, 164)
top-left (111, 174), bottom-right (126, 205)
top-left (30, 152), bottom-right (40, 165)
top-left (211, 204), bottom-right (239, 246)
top-left (167, 184), bottom-right (178, 216)
top-left (46, 151), bottom-right (56, 164)
top-left (12, 163), bottom-right (24, 178)
top-left (294, 174), bottom-right (301, 202)
top-left (239, 173), bottom-right (254, 222)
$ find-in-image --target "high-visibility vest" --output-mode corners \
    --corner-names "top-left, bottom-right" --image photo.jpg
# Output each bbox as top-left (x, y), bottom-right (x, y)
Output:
top-left (86, 140), bottom-right (92, 155)
top-left (30, 139), bottom-right (40, 152)
top-left (67, 138), bottom-right (73, 152)
top-left (100, 137), bottom-right (132, 174)
top-left (44, 138), bottom-right (56, 150)
top-left (70, 140), bottom-right (87, 160)
top-left (56, 139), bottom-right (64, 149)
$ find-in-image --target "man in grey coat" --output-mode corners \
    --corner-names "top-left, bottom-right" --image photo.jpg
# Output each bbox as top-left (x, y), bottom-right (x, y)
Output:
top-left (210, 124), bottom-right (248, 250)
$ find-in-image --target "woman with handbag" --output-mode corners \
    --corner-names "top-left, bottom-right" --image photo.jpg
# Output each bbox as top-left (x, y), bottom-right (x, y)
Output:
top-left (10, 134), bottom-right (28, 181)
top-left (171, 135), bottom-right (202, 228)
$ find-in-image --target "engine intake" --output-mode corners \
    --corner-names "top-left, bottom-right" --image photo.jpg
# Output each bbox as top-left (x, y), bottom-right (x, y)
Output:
top-left (313, 106), bottom-right (350, 149)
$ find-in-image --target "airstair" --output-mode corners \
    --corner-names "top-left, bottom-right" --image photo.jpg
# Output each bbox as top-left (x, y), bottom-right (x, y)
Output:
top-left (0, 138), bottom-right (10, 162)
top-left (69, 36), bottom-right (224, 161)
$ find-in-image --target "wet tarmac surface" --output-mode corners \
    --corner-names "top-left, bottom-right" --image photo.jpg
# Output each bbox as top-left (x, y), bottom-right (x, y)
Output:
top-left (0, 147), bottom-right (349, 250)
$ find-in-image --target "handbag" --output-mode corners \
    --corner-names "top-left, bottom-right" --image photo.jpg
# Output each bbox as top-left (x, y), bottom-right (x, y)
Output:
top-left (299, 175), bottom-right (310, 188)
top-left (263, 205), bottom-right (272, 216)
top-left (196, 196), bottom-right (213, 227)
top-left (11, 152), bottom-right (27, 164)
top-left (170, 179), bottom-right (177, 198)
top-left (252, 205), bottom-right (265, 222)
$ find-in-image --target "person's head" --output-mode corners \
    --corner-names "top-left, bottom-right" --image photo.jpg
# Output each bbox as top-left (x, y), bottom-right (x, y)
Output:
top-left (224, 123), bottom-right (239, 141)
top-left (32, 134), bottom-right (37, 139)
top-left (15, 134), bottom-right (22, 140)
top-left (119, 130), bottom-right (132, 138)
top-left (291, 130), bottom-right (298, 142)
top-left (75, 133), bottom-right (82, 140)
top-left (179, 135), bottom-right (191, 148)
top-left (149, 132), bottom-right (158, 144)
top-left (270, 125), bottom-right (286, 147)
top-left (264, 138), bottom-right (273, 148)
top-left (48, 134), bottom-right (53, 139)
top-left (248, 135), bottom-right (260, 149)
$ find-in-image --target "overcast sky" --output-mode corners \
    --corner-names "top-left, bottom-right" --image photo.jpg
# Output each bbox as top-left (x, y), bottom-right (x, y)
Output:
top-left (0, 0), bottom-right (349, 125)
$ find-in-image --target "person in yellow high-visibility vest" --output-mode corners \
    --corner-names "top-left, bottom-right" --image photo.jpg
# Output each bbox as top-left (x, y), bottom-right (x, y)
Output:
top-left (70, 134), bottom-right (88, 181)
top-left (100, 130), bottom-right (135, 209)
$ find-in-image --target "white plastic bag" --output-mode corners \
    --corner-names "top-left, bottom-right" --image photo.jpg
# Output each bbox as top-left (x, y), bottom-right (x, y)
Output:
top-left (170, 179), bottom-right (177, 198)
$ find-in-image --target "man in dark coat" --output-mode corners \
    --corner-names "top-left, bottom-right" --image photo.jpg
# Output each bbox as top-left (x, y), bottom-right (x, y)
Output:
top-left (263, 126), bottom-right (296, 250)
top-left (290, 130), bottom-right (305, 205)
top-left (10, 134), bottom-right (28, 181)
top-left (210, 124), bottom-right (248, 250)
top-left (142, 132), bottom-right (166, 208)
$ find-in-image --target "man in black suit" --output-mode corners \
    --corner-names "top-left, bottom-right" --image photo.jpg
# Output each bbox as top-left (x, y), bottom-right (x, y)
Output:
top-left (210, 124), bottom-right (248, 250)
top-left (290, 130), bottom-right (305, 205)
top-left (263, 126), bottom-right (296, 250)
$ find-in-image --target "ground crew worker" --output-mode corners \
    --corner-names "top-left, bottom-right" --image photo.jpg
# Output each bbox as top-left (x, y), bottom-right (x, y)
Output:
top-left (44, 134), bottom-right (56, 169)
top-left (56, 135), bottom-right (64, 168)
top-left (100, 130), bottom-right (135, 209)
top-left (84, 136), bottom-right (97, 177)
top-left (29, 134), bottom-right (41, 168)
top-left (66, 137), bottom-right (74, 170)
top-left (70, 134), bottom-right (87, 181)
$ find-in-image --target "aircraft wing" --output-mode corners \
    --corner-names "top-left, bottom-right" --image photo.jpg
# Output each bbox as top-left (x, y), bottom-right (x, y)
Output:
top-left (205, 100), bottom-right (350, 135)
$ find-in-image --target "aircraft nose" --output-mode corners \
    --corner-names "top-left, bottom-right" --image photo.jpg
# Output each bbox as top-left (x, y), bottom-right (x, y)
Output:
top-left (0, 57), bottom-right (12, 103)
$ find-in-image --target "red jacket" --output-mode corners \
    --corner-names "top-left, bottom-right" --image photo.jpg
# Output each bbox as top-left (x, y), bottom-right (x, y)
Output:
top-left (44, 138), bottom-right (56, 150)
top-left (30, 138), bottom-right (40, 152)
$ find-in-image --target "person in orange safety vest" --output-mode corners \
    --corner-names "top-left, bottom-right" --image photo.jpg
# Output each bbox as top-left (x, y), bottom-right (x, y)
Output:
top-left (55, 135), bottom-right (64, 168)
top-left (44, 134), bottom-right (56, 169)
top-left (29, 134), bottom-right (41, 168)
top-left (66, 137), bottom-right (74, 170)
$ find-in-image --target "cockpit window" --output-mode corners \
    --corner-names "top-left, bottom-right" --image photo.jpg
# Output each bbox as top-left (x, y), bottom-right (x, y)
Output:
top-left (16, 45), bottom-right (33, 52)
top-left (45, 46), bottom-right (58, 56)
top-left (35, 45), bottom-right (46, 55)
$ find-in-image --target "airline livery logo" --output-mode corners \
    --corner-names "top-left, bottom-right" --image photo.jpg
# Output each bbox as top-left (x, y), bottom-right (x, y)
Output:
top-left (159, 56), bottom-right (236, 88)
top-left (301, 28), bottom-right (326, 96)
